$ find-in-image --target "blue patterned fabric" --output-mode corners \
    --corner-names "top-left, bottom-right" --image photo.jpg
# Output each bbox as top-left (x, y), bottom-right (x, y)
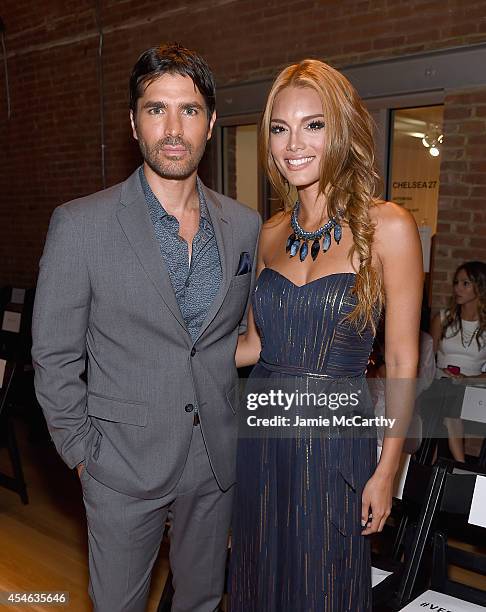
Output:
top-left (139, 167), bottom-right (222, 342)
top-left (230, 269), bottom-right (378, 612)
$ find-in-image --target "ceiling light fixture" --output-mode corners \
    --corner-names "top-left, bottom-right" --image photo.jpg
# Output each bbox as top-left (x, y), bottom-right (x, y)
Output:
top-left (422, 125), bottom-right (443, 157)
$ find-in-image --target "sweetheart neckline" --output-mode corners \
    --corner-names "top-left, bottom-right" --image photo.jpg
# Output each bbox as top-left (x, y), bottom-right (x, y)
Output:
top-left (261, 268), bottom-right (356, 289)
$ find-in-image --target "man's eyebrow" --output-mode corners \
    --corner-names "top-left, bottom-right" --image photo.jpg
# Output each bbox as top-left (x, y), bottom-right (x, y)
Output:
top-left (270, 113), bottom-right (325, 124)
top-left (141, 100), bottom-right (205, 111)
top-left (142, 100), bottom-right (167, 109)
top-left (180, 101), bottom-right (205, 110)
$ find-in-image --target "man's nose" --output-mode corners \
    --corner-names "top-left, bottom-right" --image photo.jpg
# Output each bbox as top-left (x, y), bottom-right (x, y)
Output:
top-left (165, 112), bottom-right (183, 137)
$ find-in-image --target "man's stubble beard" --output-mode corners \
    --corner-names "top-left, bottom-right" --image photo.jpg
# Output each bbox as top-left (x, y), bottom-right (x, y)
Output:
top-left (138, 136), bottom-right (207, 181)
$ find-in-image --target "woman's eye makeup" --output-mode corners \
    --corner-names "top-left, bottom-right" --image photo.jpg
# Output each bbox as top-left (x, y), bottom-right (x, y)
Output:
top-left (270, 120), bottom-right (325, 134)
top-left (306, 120), bottom-right (325, 131)
top-left (454, 279), bottom-right (472, 287)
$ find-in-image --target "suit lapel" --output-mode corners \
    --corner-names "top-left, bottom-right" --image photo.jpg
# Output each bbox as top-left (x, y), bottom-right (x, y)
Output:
top-left (116, 170), bottom-right (188, 333)
top-left (197, 185), bottom-right (234, 339)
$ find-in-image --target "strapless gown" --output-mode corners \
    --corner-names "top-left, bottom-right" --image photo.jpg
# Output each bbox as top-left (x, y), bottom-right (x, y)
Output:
top-left (229, 269), bottom-right (378, 612)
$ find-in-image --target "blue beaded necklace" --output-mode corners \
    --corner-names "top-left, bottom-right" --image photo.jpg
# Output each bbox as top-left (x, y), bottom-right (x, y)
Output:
top-left (286, 202), bottom-right (344, 262)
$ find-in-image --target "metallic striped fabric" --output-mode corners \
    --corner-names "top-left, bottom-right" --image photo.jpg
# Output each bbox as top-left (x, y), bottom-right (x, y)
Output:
top-left (230, 269), bottom-right (378, 611)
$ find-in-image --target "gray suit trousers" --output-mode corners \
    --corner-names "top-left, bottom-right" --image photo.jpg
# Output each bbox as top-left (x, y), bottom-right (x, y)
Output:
top-left (80, 423), bottom-right (233, 612)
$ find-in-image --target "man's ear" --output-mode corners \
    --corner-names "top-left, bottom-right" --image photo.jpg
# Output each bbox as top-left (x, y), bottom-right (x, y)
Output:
top-left (130, 110), bottom-right (138, 141)
top-left (207, 110), bottom-right (217, 141)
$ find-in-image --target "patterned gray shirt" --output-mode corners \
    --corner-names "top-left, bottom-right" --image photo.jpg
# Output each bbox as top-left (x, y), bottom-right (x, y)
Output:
top-left (139, 167), bottom-right (222, 343)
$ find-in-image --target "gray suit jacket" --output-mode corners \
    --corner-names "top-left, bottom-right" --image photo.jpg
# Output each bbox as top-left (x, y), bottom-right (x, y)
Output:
top-left (32, 169), bottom-right (261, 498)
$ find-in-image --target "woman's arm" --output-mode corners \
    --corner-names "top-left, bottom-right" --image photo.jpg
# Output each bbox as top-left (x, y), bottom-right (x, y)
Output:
top-left (361, 202), bottom-right (423, 535)
top-left (236, 304), bottom-right (262, 368)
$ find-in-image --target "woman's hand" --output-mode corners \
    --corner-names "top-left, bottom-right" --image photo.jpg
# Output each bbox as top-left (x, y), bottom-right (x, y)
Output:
top-left (440, 367), bottom-right (466, 380)
top-left (361, 470), bottom-right (393, 535)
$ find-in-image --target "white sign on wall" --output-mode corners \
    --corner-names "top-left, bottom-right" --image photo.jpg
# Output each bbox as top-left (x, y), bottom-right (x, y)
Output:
top-left (418, 225), bottom-right (432, 273)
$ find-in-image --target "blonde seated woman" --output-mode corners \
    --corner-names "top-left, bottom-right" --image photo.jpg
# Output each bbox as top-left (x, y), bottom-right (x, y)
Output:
top-left (229, 60), bottom-right (422, 611)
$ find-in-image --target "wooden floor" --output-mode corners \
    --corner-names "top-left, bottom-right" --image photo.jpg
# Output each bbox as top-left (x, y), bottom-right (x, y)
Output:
top-left (0, 417), bottom-right (170, 612)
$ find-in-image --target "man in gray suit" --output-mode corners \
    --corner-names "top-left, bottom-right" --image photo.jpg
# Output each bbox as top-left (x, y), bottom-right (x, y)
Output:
top-left (32, 43), bottom-right (261, 611)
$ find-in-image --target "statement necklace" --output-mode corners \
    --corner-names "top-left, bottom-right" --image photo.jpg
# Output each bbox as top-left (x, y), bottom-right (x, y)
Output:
top-left (460, 322), bottom-right (479, 349)
top-left (286, 201), bottom-right (344, 262)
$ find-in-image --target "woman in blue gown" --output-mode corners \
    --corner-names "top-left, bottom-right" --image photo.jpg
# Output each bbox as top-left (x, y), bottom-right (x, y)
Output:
top-left (230, 60), bottom-right (423, 611)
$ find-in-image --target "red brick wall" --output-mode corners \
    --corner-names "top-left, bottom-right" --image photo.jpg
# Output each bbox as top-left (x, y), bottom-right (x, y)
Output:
top-left (1, 0), bottom-right (486, 296)
top-left (433, 87), bottom-right (486, 309)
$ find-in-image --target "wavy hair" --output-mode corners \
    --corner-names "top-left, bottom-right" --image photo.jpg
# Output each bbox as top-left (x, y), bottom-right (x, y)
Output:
top-left (442, 261), bottom-right (486, 349)
top-left (260, 59), bottom-right (383, 332)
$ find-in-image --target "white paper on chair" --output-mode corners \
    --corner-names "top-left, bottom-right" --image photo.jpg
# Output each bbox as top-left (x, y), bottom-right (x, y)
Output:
top-left (371, 565), bottom-right (393, 587)
top-left (377, 446), bottom-right (410, 500)
top-left (0, 359), bottom-right (6, 388)
top-left (400, 589), bottom-right (484, 611)
top-left (2, 311), bottom-right (21, 333)
top-left (461, 386), bottom-right (486, 424)
top-left (11, 288), bottom-right (26, 304)
top-left (468, 475), bottom-right (486, 528)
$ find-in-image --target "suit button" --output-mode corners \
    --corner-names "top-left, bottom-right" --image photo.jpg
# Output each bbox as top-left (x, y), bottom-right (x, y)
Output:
top-left (184, 403), bottom-right (194, 413)
top-left (190, 347), bottom-right (197, 357)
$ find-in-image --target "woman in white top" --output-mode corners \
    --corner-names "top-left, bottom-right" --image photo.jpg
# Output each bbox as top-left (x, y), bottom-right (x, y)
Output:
top-left (430, 261), bottom-right (486, 461)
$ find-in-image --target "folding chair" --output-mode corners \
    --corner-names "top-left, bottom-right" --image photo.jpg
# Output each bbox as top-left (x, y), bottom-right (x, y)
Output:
top-left (372, 457), bottom-right (452, 608)
top-left (0, 287), bottom-right (35, 365)
top-left (430, 467), bottom-right (486, 607)
top-left (0, 358), bottom-right (29, 504)
top-left (396, 466), bottom-right (486, 611)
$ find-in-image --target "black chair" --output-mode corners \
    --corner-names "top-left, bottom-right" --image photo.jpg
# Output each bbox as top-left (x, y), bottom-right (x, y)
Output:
top-left (0, 359), bottom-right (29, 504)
top-left (371, 458), bottom-right (453, 608)
top-left (430, 467), bottom-right (486, 607)
top-left (388, 465), bottom-right (486, 611)
top-left (0, 287), bottom-right (35, 365)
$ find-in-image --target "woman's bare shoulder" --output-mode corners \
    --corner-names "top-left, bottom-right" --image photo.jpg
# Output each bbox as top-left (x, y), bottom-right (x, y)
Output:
top-left (369, 199), bottom-right (418, 237)
top-left (369, 199), bottom-right (421, 271)
top-left (260, 210), bottom-right (289, 238)
top-left (258, 210), bottom-right (290, 262)
top-left (263, 209), bottom-right (289, 228)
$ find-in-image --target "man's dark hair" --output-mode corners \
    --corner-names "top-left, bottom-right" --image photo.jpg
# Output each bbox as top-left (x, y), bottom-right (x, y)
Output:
top-left (129, 42), bottom-right (216, 119)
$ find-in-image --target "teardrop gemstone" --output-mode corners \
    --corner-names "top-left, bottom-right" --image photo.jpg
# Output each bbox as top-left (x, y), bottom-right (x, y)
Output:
top-left (311, 238), bottom-right (320, 261)
top-left (299, 241), bottom-right (308, 262)
top-left (334, 224), bottom-right (342, 244)
top-left (286, 233), bottom-right (296, 253)
top-left (289, 239), bottom-right (300, 257)
top-left (322, 232), bottom-right (331, 252)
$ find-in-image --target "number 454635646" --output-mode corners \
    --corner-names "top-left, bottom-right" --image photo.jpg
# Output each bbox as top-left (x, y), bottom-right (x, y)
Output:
top-left (0, 592), bottom-right (69, 605)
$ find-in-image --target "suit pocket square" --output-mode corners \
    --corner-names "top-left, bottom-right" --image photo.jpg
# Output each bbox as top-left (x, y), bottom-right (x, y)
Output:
top-left (236, 252), bottom-right (252, 276)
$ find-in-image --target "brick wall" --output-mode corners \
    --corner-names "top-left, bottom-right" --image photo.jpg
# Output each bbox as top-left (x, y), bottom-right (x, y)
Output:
top-left (433, 87), bottom-right (486, 309)
top-left (1, 0), bottom-right (486, 303)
